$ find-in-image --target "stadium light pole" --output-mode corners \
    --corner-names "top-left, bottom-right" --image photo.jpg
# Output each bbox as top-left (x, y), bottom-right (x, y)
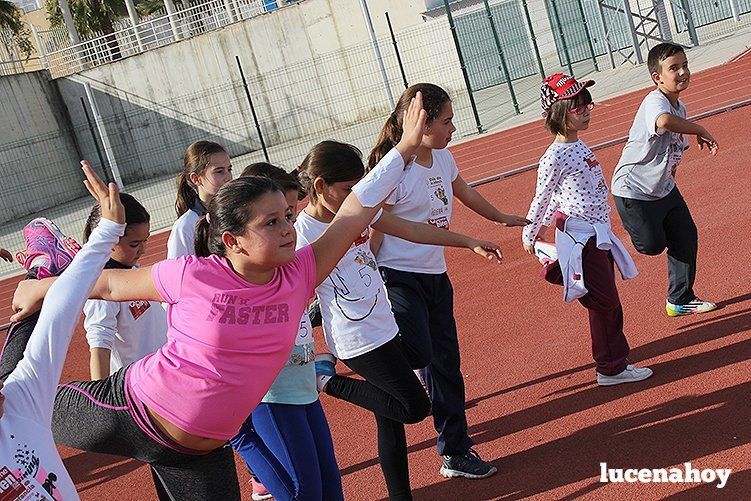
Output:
top-left (359, 0), bottom-right (396, 109)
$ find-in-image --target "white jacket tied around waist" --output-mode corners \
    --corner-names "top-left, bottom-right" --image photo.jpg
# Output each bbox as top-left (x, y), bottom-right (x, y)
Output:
top-left (555, 216), bottom-right (638, 302)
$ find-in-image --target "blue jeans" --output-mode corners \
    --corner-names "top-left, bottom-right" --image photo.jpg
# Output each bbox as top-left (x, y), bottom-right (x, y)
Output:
top-left (230, 400), bottom-right (343, 501)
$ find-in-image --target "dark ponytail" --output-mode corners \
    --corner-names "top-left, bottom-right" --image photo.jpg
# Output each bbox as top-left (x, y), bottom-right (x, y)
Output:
top-left (83, 192), bottom-right (150, 243)
top-left (241, 162), bottom-right (303, 200)
top-left (367, 83), bottom-right (451, 171)
top-left (176, 140), bottom-right (227, 217)
top-left (297, 141), bottom-right (364, 202)
top-left (194, 176), bottom-right (282, 257)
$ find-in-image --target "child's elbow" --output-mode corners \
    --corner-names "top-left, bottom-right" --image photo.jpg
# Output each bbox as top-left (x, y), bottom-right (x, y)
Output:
top-left (655, 114), bottom-right (671, 130)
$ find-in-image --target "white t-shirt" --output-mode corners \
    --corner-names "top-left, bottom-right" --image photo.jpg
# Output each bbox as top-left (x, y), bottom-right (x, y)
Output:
top-left (0, 218), bottom-right (125, 501)
top-left (167, 209), bottom-right (200, 259)
top-left (295, 210), bottom-right (398, 359)
top-left (84, 290), bottom-right (168, 375)
top-left (377, 148), bottom-right (459, 274)
top-left (612, 89), bottom-right (689, 200)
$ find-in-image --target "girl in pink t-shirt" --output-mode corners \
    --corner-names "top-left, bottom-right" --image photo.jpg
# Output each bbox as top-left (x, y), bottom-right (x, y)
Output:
top-left (11, 94), bottom-right (430, 499)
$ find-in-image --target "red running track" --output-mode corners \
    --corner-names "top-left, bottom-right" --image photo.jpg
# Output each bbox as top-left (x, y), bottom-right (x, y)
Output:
top-left (0, 54), bottom-right (749, 500)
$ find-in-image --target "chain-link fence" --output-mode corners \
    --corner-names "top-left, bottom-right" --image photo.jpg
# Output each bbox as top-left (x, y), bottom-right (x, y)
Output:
top-left (1, 0), bottom-right (750, 278)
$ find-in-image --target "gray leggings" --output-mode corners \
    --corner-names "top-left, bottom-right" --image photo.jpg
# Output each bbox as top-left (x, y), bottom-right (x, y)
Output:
top-left (0, 315), bottom-right (241, 501)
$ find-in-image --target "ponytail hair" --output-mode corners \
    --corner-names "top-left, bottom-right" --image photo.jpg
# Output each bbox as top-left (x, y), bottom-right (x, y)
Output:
top-left (194, 176), bottom-right (282, 257)
top-left (241, 162), bottom-right (303, 200)
top-left (368, 83), bottom-right (451, 171)
top-left (297, 141), bottom-right (364, 202)
top-left (83, 192), bottom-right (150, 243)
top-left (176, 140), bottom-right (227, 217)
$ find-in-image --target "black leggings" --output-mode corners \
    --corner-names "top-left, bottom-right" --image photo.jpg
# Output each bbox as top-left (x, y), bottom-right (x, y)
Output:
top-left (324, 338), bottom-right (430, 501)
top-left (3, 316), bottom-right (241, 501)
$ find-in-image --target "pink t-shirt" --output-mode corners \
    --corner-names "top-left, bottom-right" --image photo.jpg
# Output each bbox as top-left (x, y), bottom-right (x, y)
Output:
top-left (128, 245), bottom-right (316, 440)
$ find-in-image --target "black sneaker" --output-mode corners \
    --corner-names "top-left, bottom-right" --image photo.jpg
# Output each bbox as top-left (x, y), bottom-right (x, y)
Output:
top-left (439, 449), bottom-right (497, 479)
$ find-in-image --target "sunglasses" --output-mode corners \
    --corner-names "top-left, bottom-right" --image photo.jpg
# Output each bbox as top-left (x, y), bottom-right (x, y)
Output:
top-left (568, 102), bottom-right (595, 115)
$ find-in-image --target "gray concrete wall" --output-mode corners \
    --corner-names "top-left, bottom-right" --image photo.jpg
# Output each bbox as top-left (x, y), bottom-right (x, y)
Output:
top-left (0, 70), bottom-right (86, 225)
top-left (53, 0), bottom-right (466, 185)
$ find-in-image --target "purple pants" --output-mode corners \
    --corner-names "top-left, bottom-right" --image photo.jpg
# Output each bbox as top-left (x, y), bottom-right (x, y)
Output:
top-left (543, 237), bottom-right (630, 376)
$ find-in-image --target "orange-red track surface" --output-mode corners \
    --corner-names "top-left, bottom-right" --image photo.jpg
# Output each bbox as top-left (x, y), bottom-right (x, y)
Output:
top-left (1, 54), bottom-right (749, 500)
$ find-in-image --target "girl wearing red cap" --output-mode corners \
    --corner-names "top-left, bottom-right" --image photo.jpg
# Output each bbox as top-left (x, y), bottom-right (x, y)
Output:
top-left (522, 74), bottom-right (653, 386)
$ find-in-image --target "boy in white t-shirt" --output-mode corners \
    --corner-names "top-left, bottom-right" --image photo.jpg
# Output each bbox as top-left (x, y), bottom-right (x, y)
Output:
top-left (612, 43), bottom-right (719, 317)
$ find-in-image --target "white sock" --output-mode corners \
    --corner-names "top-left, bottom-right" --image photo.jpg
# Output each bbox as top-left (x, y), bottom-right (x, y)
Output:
top-left (317, 374), bottom-right (332, 392)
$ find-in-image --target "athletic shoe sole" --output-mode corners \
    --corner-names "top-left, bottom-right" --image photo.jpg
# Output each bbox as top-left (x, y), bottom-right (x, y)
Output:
top-left (439, 465), bottom-right (497, 479)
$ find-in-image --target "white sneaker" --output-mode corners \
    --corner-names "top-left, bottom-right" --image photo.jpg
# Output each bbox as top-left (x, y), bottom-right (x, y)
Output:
top-left (597, 364), bottom-right (653, 386)
top-left (666, 298), bottom-right (717, 317)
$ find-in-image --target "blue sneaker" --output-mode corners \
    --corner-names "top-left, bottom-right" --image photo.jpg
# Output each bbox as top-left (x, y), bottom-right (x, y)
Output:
top-left (666, 298), bottom-right (717, 317)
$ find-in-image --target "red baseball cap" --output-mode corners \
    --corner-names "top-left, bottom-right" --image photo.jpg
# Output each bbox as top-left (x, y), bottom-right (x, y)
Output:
top-left (540, 73), bottom-right (595, 116)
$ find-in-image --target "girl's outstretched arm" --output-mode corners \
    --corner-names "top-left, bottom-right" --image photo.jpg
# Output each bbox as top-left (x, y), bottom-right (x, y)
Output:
top-left (452, 175), bottom-right (530, 227)
top-left (11, 266), bottom-right (160, 322)
top-left (371, 211), bottom-right (502, 262)
top-left (311, 93), bottom-right (427, 286)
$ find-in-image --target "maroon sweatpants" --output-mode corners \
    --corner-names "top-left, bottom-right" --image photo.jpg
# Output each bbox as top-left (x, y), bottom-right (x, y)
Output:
top-left (542, 238), bottom-right (630, 376)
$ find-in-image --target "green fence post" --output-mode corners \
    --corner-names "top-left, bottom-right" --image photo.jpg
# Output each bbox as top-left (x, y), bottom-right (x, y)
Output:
top-left (577, 0), bottom-right (599, 71)
top-left (443, 0), bottom-right (484, 134)
top-left (522, 0), bottom-right (546, 79)
top-left (482, 0), bottom-right (520, 114)
top-left (550, 0), bottom-right (574, 75)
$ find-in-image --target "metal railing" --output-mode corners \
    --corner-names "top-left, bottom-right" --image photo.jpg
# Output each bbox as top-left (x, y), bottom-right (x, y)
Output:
top-left (40, 0), bottom-right (269, 78)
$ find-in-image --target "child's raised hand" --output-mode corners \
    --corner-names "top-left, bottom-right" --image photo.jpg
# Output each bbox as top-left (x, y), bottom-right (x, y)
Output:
top-left (0, 247), bottom-right (12, 262)
top-left (81, 161), bottom-right (125, 224)
top-left (469, 239), bottom-right (503, 263)
top-left (697, 132), bottom-right (719, 156)
top-left (396, 91), bottom-right (428, 159)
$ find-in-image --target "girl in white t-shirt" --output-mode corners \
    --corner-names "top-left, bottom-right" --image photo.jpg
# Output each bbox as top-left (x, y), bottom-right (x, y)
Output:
top-left (368, 83), bottom-right (529, 480)
top-left (82, 193), bottom-right (167, 380)
top-left (289, 140), bottom-right (502, 500)
top-left (0, 167), bottom-right (126, 501)
top-left (167, 141), bottom-right (233, 258)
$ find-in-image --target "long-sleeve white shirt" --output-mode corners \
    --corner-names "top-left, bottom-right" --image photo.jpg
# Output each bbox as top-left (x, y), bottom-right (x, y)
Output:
top-left (0, 218), bottom-right (124, 500)
top-left (523, 141), bottom-right (611, 246)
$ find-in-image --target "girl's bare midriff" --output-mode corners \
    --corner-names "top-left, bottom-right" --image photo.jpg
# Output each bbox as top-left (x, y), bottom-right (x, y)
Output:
top-left (146, 406), bottom-right (226, 452)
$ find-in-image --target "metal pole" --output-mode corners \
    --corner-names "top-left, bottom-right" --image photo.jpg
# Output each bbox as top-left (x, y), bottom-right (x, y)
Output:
top-left (653, 0), bottom-right (673, 42)
top-left (359, 0), bottom-right (395, 109)
top-left (680, 0), bottom-right (699, 46)
top-left (550, 0), bottom-right (574, 75)
top-left (223, 0), bottom-right (238, 23)
top-left (84, 83), bottom-right (124, 189)
top-left (163, 0), bottom-right (182, 41)
top-left (58, 0), bottom-right (87, 70)
top-left (521, 0), bottom-right (545, 79)
top-left (622, 0), bottom-right (644, 64)
top-left (443, 0), bottom-right (483, 133)
top-left (729, 0), bottom-right (740, 22)
top-left (596, 0), bottom-right (616, 69)
top-left (481, 0), bottom-right (520, 114)
top-left (124, 0), bottom-right (144, 52)
top-left (385, 12), bottom-right (408, 89)
top-left (576, 0), bottom-right (599, 71)
top-left (80, 97), bottom-right (112, 185)
top-left (30, 25), bottom-right (48, 69)
top-left (236, 56), bottom-right (270, 163)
